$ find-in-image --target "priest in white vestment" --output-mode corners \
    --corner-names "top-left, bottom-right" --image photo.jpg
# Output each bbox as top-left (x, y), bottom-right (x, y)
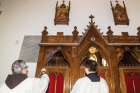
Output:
top-left (71, 58), bottom-right (109, 93)
top-left (0, 60), bottom-right (49, 93)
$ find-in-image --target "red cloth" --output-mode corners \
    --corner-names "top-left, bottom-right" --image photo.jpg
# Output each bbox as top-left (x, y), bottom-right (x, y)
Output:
top-left (98, 69), bottom-right (105, 79)
top-left (47, 73), bottom-right (56, 93)
top-left (134, 74), bottom-right (140, 93)
top-left (125, 72), bottom-right (140, 93)
top-left (56, 73), bottom-right (64, 93)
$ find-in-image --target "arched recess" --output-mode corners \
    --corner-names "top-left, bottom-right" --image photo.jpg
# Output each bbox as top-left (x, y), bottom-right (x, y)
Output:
top-left (35, 17), bottom-right (122, 93)
top-left (45, 47), bottom-right (71, 93)
top-left (77, 20), bottom-right (120, 93)
top-left (46, 47), bottom-right (70, 67)
top-left (78, 38), bottom-right (113, 92)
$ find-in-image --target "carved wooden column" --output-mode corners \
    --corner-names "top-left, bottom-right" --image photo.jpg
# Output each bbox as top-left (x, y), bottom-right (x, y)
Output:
top-left (70, 46), bottom-right (80, 89)
top-left (108, 47), bottom-right (121, 93)
top-left (35, 27), bottom-right (48, 77)
top-left (71, 27), bottom-right (80, 88)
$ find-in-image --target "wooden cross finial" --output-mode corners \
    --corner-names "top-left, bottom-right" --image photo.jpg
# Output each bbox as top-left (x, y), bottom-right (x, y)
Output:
top-left (89, 14), bottom-right (94, 23)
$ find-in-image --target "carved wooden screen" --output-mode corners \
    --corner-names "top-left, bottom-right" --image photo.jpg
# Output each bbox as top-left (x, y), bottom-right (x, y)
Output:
top-left (36, 18), bottom-right (140, 93)
top-left (45, 48), bottom-right (70, 93)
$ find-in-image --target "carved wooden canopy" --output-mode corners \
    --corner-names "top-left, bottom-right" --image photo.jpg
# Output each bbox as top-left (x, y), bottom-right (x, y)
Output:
top-left (36, 15), bottom-right (140, 93)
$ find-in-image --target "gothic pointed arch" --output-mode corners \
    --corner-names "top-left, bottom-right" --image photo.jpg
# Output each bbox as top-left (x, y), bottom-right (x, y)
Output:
top-left (77, 15), bottom-right (120, 93)
top-left (78, 15), bottom-right (110, 65)
top-left (35, 15), bottom-right (140, 93)
top-left (47, 47), bottom-right (70, 67)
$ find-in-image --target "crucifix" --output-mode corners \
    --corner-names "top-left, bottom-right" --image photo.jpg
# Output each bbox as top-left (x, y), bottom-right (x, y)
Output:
top-left (89, 14), bottom-right (94, 23)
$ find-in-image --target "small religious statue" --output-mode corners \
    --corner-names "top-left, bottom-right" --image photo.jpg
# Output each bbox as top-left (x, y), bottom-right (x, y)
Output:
top-left (88, 46), bottom-right (97, 61)
top-left (110, 0), bottom-right (129, 25)
top-left (88, 46), bottom-right (108, 66)
top-left (54, 0), bottom-right (70, 25)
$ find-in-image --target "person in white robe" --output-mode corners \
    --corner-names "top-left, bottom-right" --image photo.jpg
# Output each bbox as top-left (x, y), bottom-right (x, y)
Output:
top-left (71, 58), bottom-right (109, 93)
top-left (0, 60), bottom-right (49, 93)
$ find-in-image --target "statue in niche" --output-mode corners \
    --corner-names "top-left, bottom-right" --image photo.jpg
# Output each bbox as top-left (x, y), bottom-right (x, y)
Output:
top-left (54, 0), bottom-right (70, 25)
top-left (110, 0), bottom-right (129, 25)
top-left (88, 46), bottom-right (97, 61)
top-left (88, 47), bottom-right (108, 66)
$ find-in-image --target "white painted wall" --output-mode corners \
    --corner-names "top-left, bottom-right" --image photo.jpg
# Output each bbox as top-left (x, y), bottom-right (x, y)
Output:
top-left (0, 0), bottom-right (140, 84)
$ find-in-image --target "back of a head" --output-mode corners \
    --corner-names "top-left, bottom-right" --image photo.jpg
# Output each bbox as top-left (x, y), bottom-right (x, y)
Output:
top-left (81, 57), bottom-right (98, 72)
top-left (12, 60), bottom-right (28, 74)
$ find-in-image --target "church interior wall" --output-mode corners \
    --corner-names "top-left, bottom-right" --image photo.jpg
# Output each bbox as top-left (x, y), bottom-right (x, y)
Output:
top-left (0, 0), bottom-right (140, 84)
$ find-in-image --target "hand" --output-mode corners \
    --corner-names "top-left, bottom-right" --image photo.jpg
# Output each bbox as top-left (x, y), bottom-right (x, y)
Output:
top-left (41, 68), bottom-right (46, 75)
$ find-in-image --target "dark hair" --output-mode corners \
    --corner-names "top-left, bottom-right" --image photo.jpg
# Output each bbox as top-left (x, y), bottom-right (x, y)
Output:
top-left (81, 57), bottom-right (98, 72)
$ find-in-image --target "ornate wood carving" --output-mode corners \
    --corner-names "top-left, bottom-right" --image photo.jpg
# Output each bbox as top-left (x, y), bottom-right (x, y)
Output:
top-left (104, 26), bottom-right (140, 44)
top-left (72, 26), bottom-right (79, 42)
top-left (118, 46), bottom-right (140, 66)
top-left (106, 26), bottom-right (114, 43)
top-left (41, 26), bottom-right (48, 43)
top-left (110, 0), bottom-right (129, 25)
top-left (36, 16), bottom-right (140, 93)
top-left (54, 0), bottom-right (70, 25)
